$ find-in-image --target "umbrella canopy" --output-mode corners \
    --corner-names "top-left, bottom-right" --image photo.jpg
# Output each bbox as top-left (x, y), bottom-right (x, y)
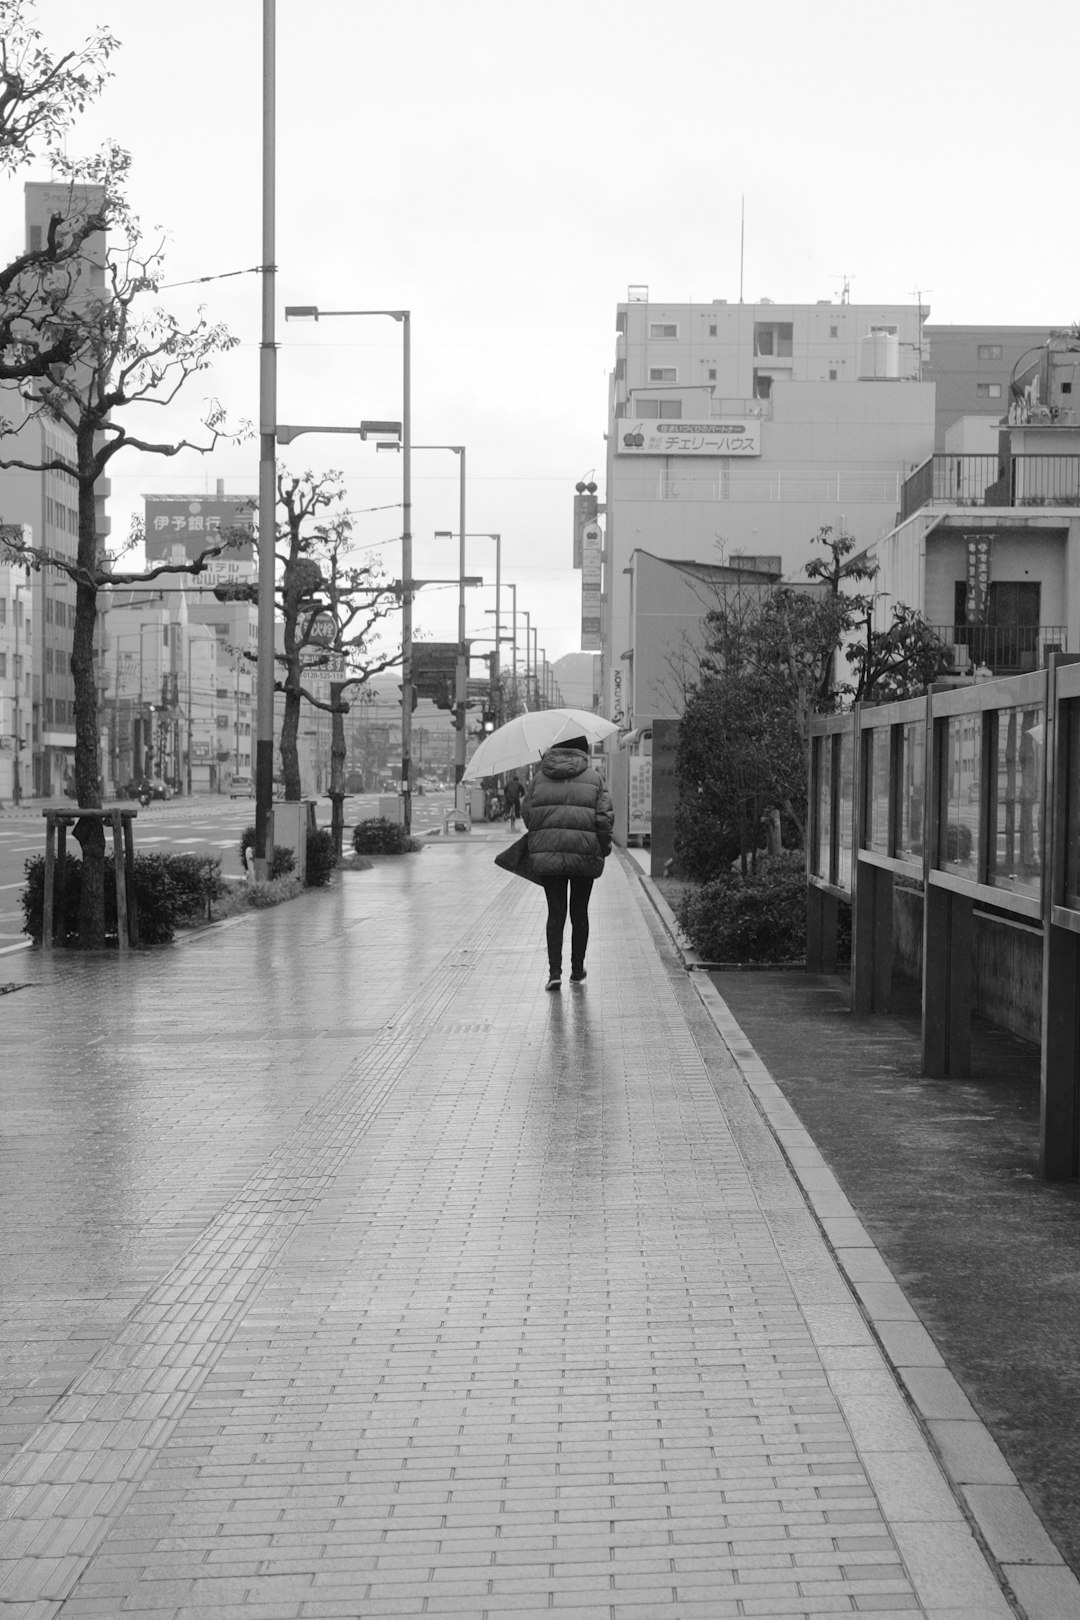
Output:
top-left (463, 708), bottom-right (619, 780)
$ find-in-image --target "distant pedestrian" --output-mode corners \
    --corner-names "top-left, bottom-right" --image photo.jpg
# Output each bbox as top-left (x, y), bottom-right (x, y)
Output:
top-left (503, 772), bottom-right (525, 831)
top-left (521, 737), bottom-right (613, 991)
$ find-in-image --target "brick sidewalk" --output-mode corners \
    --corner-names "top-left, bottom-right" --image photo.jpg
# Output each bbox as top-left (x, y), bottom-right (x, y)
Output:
top-left (0, 843), bottom-right (1067, 1617)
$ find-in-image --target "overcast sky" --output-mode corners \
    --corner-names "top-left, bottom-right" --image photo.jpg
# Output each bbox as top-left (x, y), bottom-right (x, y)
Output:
top-left (11, 0), bottom-right (1079, 662)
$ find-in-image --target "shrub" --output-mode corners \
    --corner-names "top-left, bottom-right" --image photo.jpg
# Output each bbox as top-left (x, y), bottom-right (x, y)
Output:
top-left (305, 827), bottom-right (337, 886)
top-left (248, 874), bottom-right (303, 908)
top-left (238, 825), bottom-right (295, 878)
top-left (352, 817), bottom-right (421, 855)
top-left (676, 852), bottom-right (806, 964)
top-left (673, 803), bottom-right (744, 882)
top-left (21, 851), bottom-right (226, 947)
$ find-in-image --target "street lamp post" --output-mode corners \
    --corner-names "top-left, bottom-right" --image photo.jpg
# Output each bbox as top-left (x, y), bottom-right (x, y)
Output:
top-left (284, 306), bottom-right (413, 829)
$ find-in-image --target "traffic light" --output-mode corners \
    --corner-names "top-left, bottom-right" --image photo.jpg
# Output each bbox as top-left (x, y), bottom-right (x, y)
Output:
top-left (481, 710), bottom-right (496, 733)
top-left (212, 582), bottom-right (258, 603)
top-left (398, 683), bottom-right (418, 711)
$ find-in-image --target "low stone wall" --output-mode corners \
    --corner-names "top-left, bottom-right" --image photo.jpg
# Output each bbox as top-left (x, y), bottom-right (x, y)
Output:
top-left (892, 887), bottom-right (1042, 1045)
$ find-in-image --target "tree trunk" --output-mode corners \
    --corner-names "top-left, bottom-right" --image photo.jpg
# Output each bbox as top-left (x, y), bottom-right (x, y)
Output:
top-left (280, 674), bottom-right (302, 800)
top-left (328, 682), bottom-right (346, 858)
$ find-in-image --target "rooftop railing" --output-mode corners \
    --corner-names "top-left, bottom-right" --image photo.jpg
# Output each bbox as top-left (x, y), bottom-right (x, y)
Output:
top-left (900, 453), bottom-right (1080, 521)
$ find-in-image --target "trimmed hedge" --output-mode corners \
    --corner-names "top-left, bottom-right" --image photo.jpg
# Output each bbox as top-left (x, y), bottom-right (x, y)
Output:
top-left (675, 852), bottom-right (807, 964)
top-left (352, 817), bottom-right (421, 855)
top-left (238, 826), bottom-right (296, 879)
top-left (238, 824), bottom-right (337, 885)
top-left (21, 851), bottom-right (228, 948)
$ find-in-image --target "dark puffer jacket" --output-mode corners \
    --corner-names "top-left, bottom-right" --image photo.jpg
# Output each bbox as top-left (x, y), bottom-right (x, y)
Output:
top-left (521, 747), bottom-right (614, 879)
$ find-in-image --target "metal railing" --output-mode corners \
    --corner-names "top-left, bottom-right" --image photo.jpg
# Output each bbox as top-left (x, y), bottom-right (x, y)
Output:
top-left (900, 453), bottom-right (1080, 521)
top-left (929, 624), bottom-right (1067, 675)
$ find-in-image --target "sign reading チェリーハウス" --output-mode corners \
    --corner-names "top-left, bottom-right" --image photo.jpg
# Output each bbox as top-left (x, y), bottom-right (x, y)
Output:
top-left (615, 420), bottom-right (761, 456)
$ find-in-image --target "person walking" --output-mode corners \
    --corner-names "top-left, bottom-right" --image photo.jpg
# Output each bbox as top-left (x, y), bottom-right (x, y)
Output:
top-left (521, 736), bottom-right (613, 991)
top-left (503, 772), bottom-right (525, 831)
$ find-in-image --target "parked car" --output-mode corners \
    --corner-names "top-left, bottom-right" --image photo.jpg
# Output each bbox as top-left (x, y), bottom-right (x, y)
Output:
top-left (228, 775), bottom-right (253, 798)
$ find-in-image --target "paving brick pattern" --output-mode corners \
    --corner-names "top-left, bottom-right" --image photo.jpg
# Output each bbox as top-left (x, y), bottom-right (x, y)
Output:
top-left (0, 845), bottom-right (1018, 1617)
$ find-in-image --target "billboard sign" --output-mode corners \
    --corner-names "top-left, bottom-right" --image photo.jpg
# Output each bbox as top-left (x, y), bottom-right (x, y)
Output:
top-left (144, 497), bottom-right (256, 574)
top-left (615, 419), bottom-right (761, 457)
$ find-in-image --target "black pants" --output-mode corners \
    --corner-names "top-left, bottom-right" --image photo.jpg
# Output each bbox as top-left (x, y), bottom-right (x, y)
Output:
top-left (542, 876), bottom-right (594, 977)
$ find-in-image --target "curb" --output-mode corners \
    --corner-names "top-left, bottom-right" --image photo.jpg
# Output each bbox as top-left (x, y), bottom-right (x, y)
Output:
top-left (633, 861), bottom-right (1080, 1620)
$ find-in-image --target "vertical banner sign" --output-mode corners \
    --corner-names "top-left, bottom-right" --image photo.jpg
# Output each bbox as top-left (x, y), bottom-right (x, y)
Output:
top-left (965, 536), bottom-right (992, 624)
top-left (628, 754), bottom-right (652, 837)
top-left (580, 520), bottom-right (602, 651)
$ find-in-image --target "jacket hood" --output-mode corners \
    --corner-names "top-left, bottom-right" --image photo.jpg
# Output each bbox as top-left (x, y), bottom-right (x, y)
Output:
top-left (540, 745), bottom-right (590, 780)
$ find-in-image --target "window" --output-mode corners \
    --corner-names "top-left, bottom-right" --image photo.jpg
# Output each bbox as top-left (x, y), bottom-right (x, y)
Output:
top-left (707, 368), bottom-right (717, 381)
top-left (976, 383), bottom-right (1002, 399)
top-left (708, 324), bottom-right (717, 336)
top-left (649, 322), bottom-right (678, 339)
top-left (753, 372), bottom-right (773, 400)
top-left (829, 325), bottom-right (839, 339)
top-left (648, 366), bottom-right (677, 382)
top-left (754, 321), bottom-right (792, 357)
top-left (829, 368), bottom-right (838, 381)
top-left (0, 652), bottom-right (5, 678)
top-left (0, 599), bottom-right (5, 624)
top-left (978, 344), bottom-right (1003, 361)
top-left (636, 399), bottom-right (682, 420)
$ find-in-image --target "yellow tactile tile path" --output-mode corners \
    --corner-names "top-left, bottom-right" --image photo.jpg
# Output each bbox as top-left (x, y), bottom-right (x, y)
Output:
top-left (0, 842), bottom-right (1071, 1618)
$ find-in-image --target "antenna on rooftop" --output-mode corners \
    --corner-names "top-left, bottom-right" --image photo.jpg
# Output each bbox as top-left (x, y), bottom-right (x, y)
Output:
top-left (910, 287), bottom-right (932, 380)
top-left (739, 195), bottom-right (745, 304)
top-left (835, 274), bottom-right (853, 305)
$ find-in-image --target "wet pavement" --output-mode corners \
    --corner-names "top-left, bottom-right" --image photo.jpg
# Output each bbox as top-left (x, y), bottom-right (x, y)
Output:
top-left (0, 837), bottom-right (1077, 1618)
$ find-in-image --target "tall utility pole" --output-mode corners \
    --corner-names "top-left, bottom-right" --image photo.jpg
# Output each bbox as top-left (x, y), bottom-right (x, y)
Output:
top-left (255, 0), bottom-right (278, 878)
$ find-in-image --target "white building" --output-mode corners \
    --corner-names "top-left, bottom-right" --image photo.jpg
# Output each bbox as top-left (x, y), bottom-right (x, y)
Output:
top-left (601, 293), bottom-right (936, 728)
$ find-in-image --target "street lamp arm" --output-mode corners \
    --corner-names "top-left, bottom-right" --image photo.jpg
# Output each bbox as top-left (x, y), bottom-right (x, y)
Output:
top-left (276, 421), bottom-right (401, 445)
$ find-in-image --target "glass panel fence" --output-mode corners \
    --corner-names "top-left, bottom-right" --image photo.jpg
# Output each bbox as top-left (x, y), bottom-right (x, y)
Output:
top-left (989, 703), bottom-right (1043, 899)
top-left (1066, 699), bottom-right (1080, 908)
top-left (864, 727), bottom-right (891, 853)
top-left (837, 729), bottom-right (855, 892)
top-left (941, 714), bottom-right (981, 877)
top-left (814, 735), bottom-right (832, 880)
top-left (898, 719), bottom-right (925, 863)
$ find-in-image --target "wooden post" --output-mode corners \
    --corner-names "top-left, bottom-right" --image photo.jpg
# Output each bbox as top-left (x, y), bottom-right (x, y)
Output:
top-left (110, 809), bottom-right (129, 955)
top-left (42, 814), bottom-right (56, 952)
top-left (922, 884), bottom-right (973, 1077)
top-left (1041, 925), bottom-right (1080, 1179)
top-left (123, 811), bottom-right (139, 946)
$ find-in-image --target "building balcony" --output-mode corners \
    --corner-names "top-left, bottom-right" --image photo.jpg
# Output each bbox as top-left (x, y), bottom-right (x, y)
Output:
top-left (900, 453), bottom-right (1080, 521)
top-left (929, 623), bottom-right (1067, 676)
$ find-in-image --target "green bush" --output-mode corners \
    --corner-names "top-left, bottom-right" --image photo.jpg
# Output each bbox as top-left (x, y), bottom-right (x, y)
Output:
top-left (248, 874), bottom-right (303, 908)
top-left (352, 817), bottom-right (421, 855)
top-left (673, 802), bottom-right (744, 882)
top-left (676, 852), bottom-right (807, 964)
top-left (305, 827), bottom-right (337, 886)
top-left (238, 825), bottom-right (295, 878)
top-left (21, 851), bottom-right (227, 947)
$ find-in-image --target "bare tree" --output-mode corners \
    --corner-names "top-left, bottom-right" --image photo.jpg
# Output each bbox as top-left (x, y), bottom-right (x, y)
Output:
top-left (272, 473), bottom-right (402, 826)
top-left (0, 217), bottom-right (242, 945)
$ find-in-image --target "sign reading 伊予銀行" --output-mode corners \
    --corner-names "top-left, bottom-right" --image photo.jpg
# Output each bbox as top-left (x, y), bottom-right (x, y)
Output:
top-left (615, 420), bottom-right (761, 457)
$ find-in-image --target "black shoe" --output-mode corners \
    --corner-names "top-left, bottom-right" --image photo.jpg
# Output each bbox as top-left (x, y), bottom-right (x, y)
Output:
top-left (545, 976), bottom-right (561, 992)
top-left (569, 968), bottom-right (586, 984)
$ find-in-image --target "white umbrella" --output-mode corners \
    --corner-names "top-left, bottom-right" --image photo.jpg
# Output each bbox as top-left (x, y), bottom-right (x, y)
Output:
top-left (463, 708), bottom-right (619, 780)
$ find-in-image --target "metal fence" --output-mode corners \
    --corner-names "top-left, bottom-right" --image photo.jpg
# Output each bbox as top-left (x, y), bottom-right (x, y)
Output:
top-left (900, 453), bottom-right (1080, 521)
top-left (808, 655), bottom-right (1080, 1178)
